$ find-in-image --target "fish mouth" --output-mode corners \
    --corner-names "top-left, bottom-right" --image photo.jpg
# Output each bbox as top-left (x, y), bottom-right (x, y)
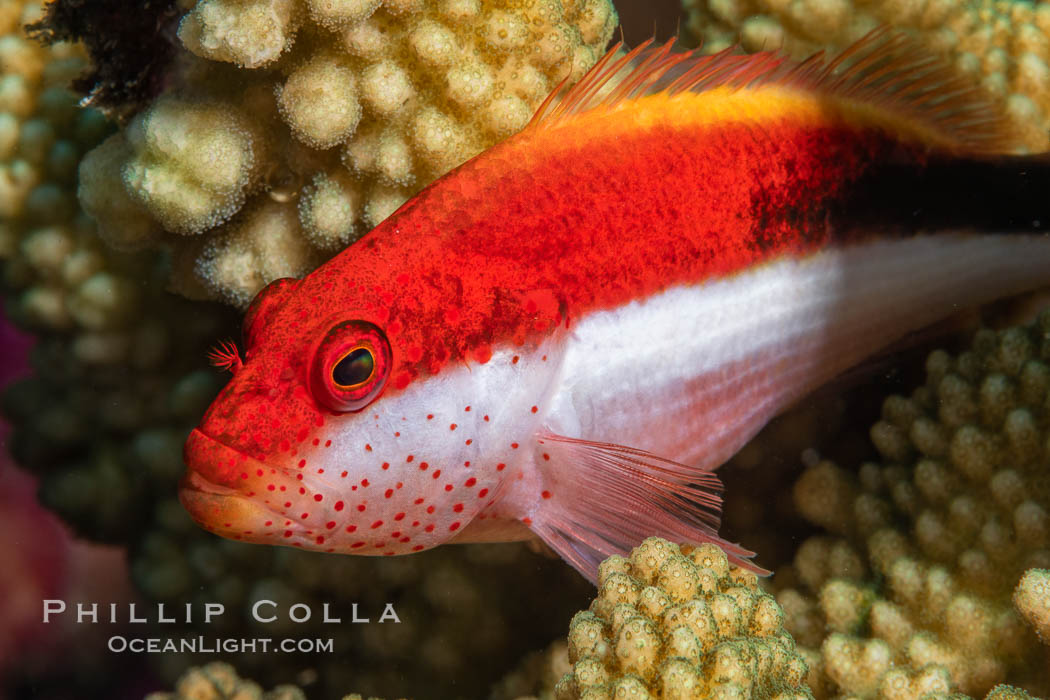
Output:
top-left (182, 428), bottom-right (263, 492)
top-left (180, 429), bottom-right (294, 536)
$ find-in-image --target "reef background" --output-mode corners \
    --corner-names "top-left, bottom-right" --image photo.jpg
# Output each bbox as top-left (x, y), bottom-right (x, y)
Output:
top-left (1, 0), bottom-right (1049, 698)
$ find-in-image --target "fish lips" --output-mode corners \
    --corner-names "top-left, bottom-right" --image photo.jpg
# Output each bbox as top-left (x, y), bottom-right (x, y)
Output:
top-left (180, 428), bottom-right (293, 535)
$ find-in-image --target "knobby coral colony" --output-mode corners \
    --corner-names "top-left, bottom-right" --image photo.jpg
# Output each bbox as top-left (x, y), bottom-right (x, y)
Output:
top-left (74, 0), bottom-right (617, 307)
top-left (147, 662), bottom-right (308, 700)
top-left (3, 0), bottom-right (1050, 699)
top-left (147, 536), bottom-right (1050, 700)
top-left (0, 0), bottom-right (606, 696)
top-left (0, 0), bottom-right (233, 544)
top-left (776, 313), bottom-right (1050, 698)
top-left (557, 538), bottom-right (812, 700)
top-left (681, 0), bottom-right (1050, 153)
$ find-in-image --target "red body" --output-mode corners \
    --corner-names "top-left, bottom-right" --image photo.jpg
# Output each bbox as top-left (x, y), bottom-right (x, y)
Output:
top-left (181, 37), bottom-right (1044, 580)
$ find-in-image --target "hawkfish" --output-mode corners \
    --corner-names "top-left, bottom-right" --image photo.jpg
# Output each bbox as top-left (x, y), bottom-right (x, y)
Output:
top-left (181, 31), bottom-right (1050, 582)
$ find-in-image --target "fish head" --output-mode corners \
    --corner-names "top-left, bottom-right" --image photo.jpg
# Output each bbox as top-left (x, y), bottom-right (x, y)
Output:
top-left (181, 272), bottom-right (565, 555)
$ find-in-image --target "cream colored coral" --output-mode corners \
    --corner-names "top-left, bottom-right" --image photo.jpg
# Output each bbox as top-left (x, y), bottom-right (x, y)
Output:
top-left (277, 53), bottom-right (362, 148)
top-left (1013, 569), bottom-right (1050, 643)
top-left (195, 199), bottom-right (319, 306)
top-left (178, 0), bottom-right (300, 69)
top-left (307, 0), bottom-right (382, 29)
top-left (985, 686), bottom-right (1041, 700)
top-left (554, 537), bottom-right (812, 700)
top-left (76, 134), bottom-right (162, 250)
top-left (0, 4), bottom-right (255, 597)
top-left (779, 313), bottom-right (1050, 698)
top-left (0, 0), bottom-right (164, 356)
top-left (145, 661), bottom-right (306, 700)
top-left (491, 640), bottom-right (574, 700)
top-left (79, 0), bottom-right (618, 307)
top-left (297, 170), bottom-right (362, 250)
top-left (682, 0), bottom-right (1050, 153)
top-left (122, 97), bottom-right (260, 234)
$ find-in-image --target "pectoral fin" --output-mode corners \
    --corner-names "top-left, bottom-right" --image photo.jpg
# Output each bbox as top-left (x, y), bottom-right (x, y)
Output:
top-left (527, 431), bottom-right (765, 583)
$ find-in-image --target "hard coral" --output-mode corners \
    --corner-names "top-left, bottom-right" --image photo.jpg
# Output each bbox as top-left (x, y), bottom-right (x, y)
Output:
top-left (555, 537), bottom-right (812, 700)
top-left (78, 0), bottom-right (618, 307)
top-left (779, 312), bottom-right (1050, 698)
top-left (131, 506), bottom-right (591, 697)
top-left (681, 0), bottom-right (1050, 152)
top-left (146, 662), bottom-right (306, 700)
top-left (492, 640), bottom-right (574, 700)
top-left (1014, 569), bottom-right (1050, 644)
top-left (150, 663), bottom-right (420, 700)
top-left (0, 0), bottom-right (153, 347)
top-left (0, 0), bottom-right (239, 547)
top-left (121, 96), bottom-right (262, 235)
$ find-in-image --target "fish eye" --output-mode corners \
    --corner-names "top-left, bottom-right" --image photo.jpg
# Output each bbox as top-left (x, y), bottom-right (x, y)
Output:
top-left (332, 347), bottom-right (375, 388)
top-left (311, 321), bottom-right (391, 412)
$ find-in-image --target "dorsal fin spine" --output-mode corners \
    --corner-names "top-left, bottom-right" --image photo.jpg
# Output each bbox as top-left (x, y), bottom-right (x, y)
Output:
top-left (529, 40), bottom-right (633, 125)
top-left (529, 27), bottom-right (1020, 154)
top-left (608, 40), bottom-right (682, 103)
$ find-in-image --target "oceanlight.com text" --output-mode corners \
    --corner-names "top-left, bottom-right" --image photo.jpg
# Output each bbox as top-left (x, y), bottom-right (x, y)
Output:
top-left (107, 635), bottom-right (335, 654)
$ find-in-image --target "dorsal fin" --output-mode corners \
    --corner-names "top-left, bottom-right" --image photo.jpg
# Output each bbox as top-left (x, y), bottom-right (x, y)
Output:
top-left (529, 28), bottom-right (1020, 154)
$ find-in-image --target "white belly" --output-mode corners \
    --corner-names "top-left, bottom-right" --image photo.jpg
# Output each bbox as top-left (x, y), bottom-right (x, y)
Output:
top-left (542, 233), bottom-right (1050, 469)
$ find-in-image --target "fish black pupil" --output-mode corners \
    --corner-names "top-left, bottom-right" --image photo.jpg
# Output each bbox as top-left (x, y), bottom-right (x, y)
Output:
top-left (333, 348), bottom-right (374, 388)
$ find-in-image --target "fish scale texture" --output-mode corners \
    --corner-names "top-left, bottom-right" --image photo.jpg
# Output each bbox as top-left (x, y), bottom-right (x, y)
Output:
top-left (279, 104), bottom-right (902, 398)
top-left (74, 0), bottom-right (617, 307)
